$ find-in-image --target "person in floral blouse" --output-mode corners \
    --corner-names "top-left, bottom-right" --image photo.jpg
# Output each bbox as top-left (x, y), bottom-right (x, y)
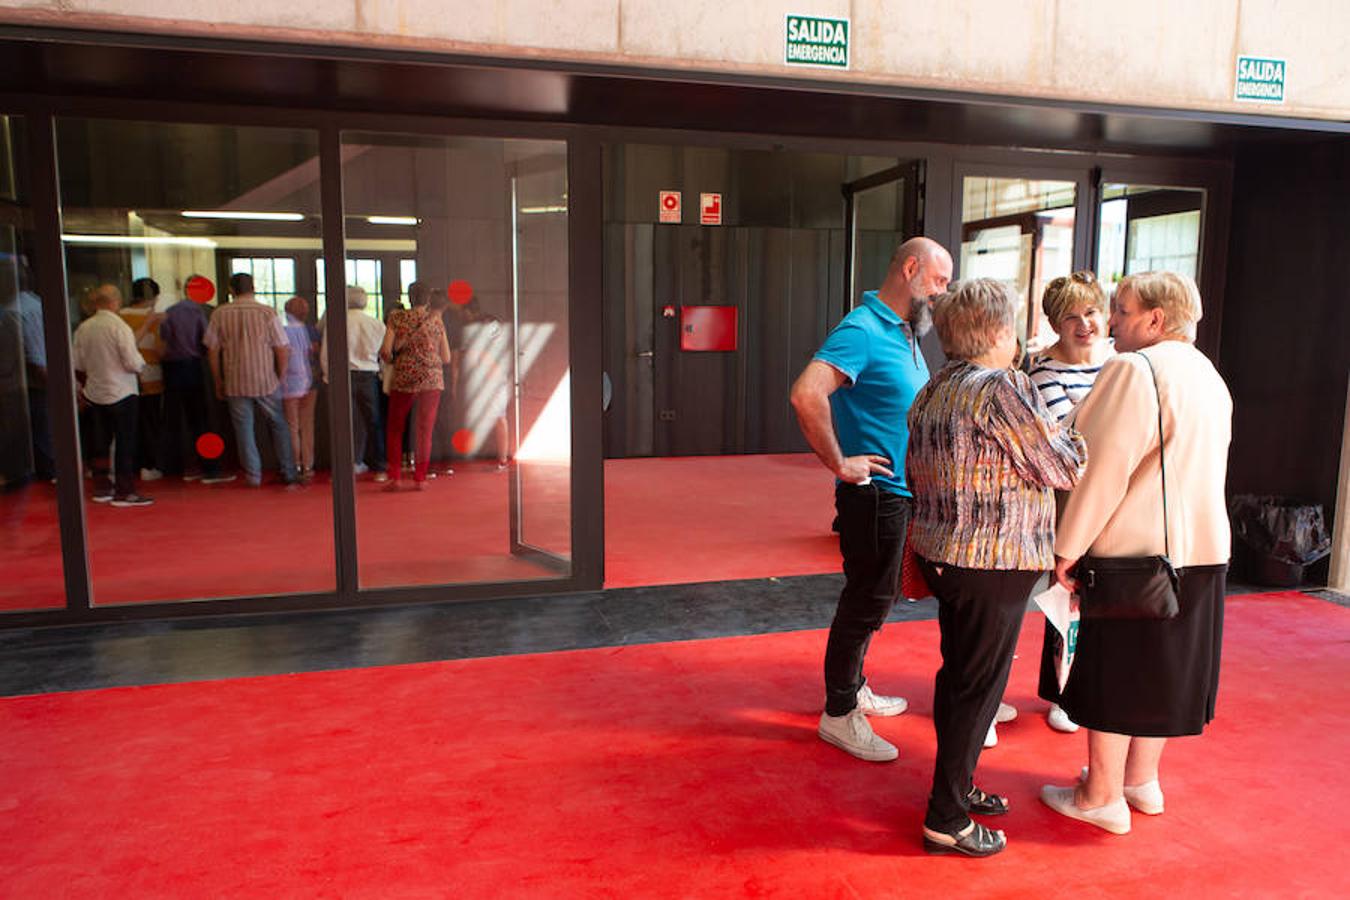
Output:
top-left (379, 281), bottom-right (453, 489)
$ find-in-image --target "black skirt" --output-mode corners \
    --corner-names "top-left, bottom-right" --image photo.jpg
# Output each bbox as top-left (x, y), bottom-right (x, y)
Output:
top-left (1049, 564), bottom-right (1227, 738)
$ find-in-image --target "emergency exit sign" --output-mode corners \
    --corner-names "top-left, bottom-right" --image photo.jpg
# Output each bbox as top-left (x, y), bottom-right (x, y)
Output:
top-left (1235, 55), bottom-right (1286, 103)
top-left (785, 15), bottom-right (849, 69)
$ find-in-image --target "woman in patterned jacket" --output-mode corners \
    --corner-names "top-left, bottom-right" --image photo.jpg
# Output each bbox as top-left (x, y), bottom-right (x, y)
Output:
top-left (907, 278), bottom-right (1086, 858)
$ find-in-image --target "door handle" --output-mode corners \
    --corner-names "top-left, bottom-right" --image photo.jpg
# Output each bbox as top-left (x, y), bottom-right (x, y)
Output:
top-left (635, 350), bottom-right (654, 359)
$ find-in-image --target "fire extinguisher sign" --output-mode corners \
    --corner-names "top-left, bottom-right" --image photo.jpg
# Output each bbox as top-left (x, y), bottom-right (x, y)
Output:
top-left (700, 193), bottom-right (722, 226)
top-left (659, 190), bottom-right (681, 223)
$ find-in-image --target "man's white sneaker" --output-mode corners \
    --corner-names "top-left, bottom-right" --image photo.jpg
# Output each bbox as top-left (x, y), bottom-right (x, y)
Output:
top-left (855, 683), bottom-right (908, 717)
top-left (1047, 704), bottom-right (1079, 733)
top-left (996, 702), bottom-right (1018, 723)
top-left (818, 709), bottom-right (898, 762)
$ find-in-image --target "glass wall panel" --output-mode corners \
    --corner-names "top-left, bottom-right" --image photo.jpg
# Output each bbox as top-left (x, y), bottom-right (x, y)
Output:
top-left (55, 119), bottom-right (334, 604)
top-left (961, 176), bottom-right (1077, 353)
top-left (1098, 184), bottom-right (1204, 297)
top-left (341, 132), bottom-right (571, 587)
top-left (1, 115), bottom-right (65, 611)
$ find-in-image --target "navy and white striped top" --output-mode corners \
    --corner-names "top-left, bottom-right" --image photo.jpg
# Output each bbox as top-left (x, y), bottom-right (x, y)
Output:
top-left (1027, 354), bottom-right (1112, 420)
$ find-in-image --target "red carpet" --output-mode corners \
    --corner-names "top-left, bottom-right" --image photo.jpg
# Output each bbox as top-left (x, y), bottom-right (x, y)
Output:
top-left (2, 592), bottom-right (1345, 896)
top-left (604, 453), bottom-right (838, 588)
top-left (2, 454), bottom-right (837, 610)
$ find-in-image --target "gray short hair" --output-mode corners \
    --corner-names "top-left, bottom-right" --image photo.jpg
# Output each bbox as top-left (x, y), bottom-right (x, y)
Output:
top-left (346, 286), bottom-right (368, 310)
top-left (932, 278), bottom-right (1016, 360)
top-left (1117, 271), bottom-right (1201, 341)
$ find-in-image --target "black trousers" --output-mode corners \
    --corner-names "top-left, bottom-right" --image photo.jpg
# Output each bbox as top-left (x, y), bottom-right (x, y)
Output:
top-left (350, 371), bottom-right (386, 472)
top-left (27, 387), bottom-right (54, 481)
top-left (136, 391), bottom-right (163, 472)
top-left (161, 359), bottom-right (220, 477)
top-left (88, 395), bottom-right (138, 497)
top-left (918, 558), bottom-right (1039, 832)
top-left (823, 483), bottom-right (911, 717)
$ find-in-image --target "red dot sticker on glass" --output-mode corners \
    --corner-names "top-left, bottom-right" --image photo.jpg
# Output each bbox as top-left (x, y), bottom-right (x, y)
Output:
top-left (185, 275), bottom-right (216, 304)
top-left (447, 280), bottom-right (474, 306)
top-left (196, 432), bottom-right (225, 460)
top-left (451, 428), bottom-right (475, 455)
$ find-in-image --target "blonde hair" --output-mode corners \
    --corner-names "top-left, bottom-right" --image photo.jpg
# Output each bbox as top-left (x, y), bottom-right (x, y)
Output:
top-left (1041, 271), bottom-right (1107, 328)
top-left (1117, 271), bottom-right (1202, 340)
top-left (932, 278), bottom-right (1015, 360)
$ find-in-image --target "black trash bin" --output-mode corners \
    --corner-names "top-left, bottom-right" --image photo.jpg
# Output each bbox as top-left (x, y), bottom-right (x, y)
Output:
top-left (1228, 495), bottom-right (1332, 587)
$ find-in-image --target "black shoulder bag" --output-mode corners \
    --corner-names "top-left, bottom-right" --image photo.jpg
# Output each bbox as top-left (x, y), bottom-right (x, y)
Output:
top-left (1075, 351), bottom-right (1181, 620)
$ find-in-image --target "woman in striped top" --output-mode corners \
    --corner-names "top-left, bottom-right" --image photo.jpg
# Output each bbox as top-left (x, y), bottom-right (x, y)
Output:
top-left (1026, 271), bottom-right (1114, 734)
top-left (908, 279), bottom-right (1086, 858)
top-left (1027, 271), bottom-right (1115, 421)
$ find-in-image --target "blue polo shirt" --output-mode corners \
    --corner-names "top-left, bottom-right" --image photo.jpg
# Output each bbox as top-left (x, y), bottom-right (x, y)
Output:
top-left (813, 291), bottom-right (929, 496)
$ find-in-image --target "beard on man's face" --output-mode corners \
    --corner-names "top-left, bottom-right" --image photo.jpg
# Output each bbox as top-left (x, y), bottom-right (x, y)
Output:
top-left (908, 293), bottom-right (934, 337)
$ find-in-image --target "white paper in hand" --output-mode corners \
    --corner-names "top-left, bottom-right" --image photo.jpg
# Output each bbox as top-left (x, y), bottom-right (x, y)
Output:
top-left (1033, 582), bottom-right (1080, 692)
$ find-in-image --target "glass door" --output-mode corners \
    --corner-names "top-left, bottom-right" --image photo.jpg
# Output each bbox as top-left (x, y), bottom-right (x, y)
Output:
top-left (843, 159), bottom-right (921, 309)
top-left (508, 151), bottom-right (571, 571)
top-left (1097, 183), bottom-right (1204, 298)
top-left (960, 174), bottom-right (1079, 354)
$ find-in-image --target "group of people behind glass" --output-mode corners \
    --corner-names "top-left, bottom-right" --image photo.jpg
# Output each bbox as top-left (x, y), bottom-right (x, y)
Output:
top-left (68, 270), bottom-right (508, 504)
top-left (793, 237), bottom-right (1232, 858)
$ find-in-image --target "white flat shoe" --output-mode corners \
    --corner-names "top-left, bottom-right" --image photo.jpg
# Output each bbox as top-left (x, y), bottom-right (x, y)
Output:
top-left (1040, 784), bottom-right (1131, 834)
top-left (996, 702), bottom-right (1018, 724)
top-left (984, 722), bottom-right (997, 748)
top-left (1079, 767), bottom-right (1165, 815)
top-left (1047, 704), bottom-right (1079, 733)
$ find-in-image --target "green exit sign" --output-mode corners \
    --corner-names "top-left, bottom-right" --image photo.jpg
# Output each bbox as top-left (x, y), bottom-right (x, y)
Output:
top-left (1235, 55), bottom-right (1286, 103)
top-left (785, 15), bottom-right (849, 69)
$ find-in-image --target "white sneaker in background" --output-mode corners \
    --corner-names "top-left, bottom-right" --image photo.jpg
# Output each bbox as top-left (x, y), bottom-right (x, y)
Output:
top-left (855, 683), bottom-right (908, 717)
top-left (818, 709), bottom-right (898, 762)
top-left (140, 468), bottom-right (163, 482)
top-left (1047, 704), bottom-right (1079, 733)
top-left (996, 702), bottom-right (1018, 724)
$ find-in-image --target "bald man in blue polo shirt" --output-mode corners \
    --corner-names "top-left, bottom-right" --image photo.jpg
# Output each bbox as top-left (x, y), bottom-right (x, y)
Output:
top-left (790, 237), bottom-right (953, 762)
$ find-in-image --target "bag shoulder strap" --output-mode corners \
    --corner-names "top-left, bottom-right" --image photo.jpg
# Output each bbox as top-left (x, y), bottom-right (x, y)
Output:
top-left (1133, 350), bottom-right (1169, 560)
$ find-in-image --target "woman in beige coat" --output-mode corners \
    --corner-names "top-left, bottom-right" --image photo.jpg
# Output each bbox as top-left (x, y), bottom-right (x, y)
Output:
top-left (1040, 272), bottom-right (1233, 835)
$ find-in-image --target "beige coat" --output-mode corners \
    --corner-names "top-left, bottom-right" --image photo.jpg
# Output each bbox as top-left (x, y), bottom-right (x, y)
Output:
top-left (1056, 340), bottom-right (1233, 568)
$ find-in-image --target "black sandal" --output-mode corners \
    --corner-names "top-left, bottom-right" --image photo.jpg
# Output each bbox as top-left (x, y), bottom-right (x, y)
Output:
top-left (922, 821), bottom-right (1006, 857)
top-left (966, 786), bottom-right (1009, 816)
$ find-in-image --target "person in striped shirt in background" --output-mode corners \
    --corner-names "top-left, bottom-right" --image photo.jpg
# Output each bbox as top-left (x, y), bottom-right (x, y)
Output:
top-left (1024, 271), bottom-right (1114, 736)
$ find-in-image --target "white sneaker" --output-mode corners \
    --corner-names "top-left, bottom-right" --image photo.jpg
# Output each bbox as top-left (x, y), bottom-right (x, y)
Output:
top-left (1040, 784), bottom-right (1131, 834)
top-left (984, 722), bottom-right (998, 748)
top-left (1047, 704), bottom-right (1079, 733)
top-left (353, 463), bottom-right (369, 475)
top-left (818, 710), bottom-right (898, 762)
top-left (140, 468), bottom-right (163, 482)
top-left (996, 702), bottom-right (1018, 724)
top-left (855, 683), bottom-right (908, 717)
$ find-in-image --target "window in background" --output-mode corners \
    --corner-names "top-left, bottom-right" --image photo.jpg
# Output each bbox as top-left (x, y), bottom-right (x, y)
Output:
top-left (229, 257), bottom-right (296, 313)
top-left (316, 257), bottom-right (383, 321)
top-left (1097, 184), bottom-right (1204, 298)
